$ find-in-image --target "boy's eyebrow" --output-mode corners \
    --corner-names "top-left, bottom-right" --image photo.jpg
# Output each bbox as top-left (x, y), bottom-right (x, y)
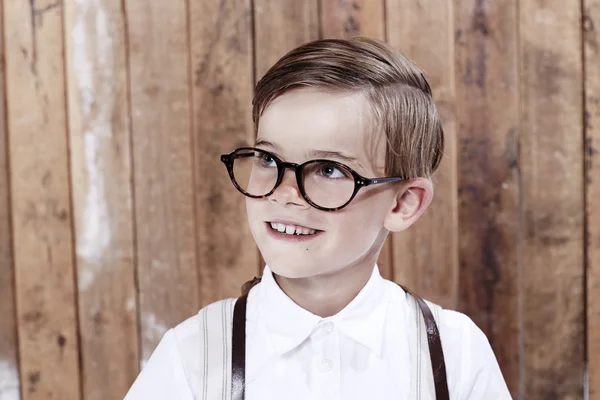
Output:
top-left (308, 149), bottom-right (363, 169)
top-left (255, 139), bottom-right (363, 169)
top-left (255, 139), bottom-right (280, 151)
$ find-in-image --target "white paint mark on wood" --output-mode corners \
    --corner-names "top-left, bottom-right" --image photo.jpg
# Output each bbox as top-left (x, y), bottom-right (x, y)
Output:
top-left (78, 134), bottom-right (112, 291)
top-left (126, 298), bottom-right (136, 312)
top-left (150, 259), bottom-right (167, 271)
top-left (141, 312), bottom-right (168, 343)
top-left (71, 1), bottom-right (117, 290)
top-left (140, 312), bottom-right (169, 369)
top-left (0, 359), bottom-right (20, 400)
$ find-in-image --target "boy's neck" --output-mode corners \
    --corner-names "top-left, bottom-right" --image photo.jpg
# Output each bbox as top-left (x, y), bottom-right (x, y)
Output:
top-left (273, 263), bottom-right (375, 318)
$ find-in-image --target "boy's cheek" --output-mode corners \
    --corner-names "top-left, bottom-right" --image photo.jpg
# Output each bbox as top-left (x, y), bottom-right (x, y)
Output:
top-left (245, 198), bottom-right (262, 223)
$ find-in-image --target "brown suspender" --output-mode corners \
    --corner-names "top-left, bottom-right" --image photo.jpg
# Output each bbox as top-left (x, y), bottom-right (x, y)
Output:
top-left (400, 285), bottom-right (450, 400)
top-left (231, 292), bottom-right (248, 400)
top-left (231, 278), bottom-right (449, 400)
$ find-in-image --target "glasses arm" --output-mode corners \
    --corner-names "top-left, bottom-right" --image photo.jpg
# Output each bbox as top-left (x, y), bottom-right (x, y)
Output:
top-left (361, 176), bottom-right (405, 186)
top-left (221, 152), bottom-right (256, 164)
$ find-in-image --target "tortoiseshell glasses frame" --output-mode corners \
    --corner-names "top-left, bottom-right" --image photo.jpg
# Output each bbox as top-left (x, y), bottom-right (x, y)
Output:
top-left (220, 147), bottom-right (406, 212)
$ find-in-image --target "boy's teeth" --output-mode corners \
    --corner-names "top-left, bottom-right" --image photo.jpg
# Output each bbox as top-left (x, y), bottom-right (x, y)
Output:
top-left (269, 222), bottom-right (316, 236)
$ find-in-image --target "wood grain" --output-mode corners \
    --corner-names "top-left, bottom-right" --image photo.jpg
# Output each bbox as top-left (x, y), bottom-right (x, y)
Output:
top-left (190, 0), bottom-right (258, 304)
top-left (64, 0), bottom-right (139, 398)
top-left (584, 0), bottom-right (600, 398)
top-left (320, 0), bottom-right (385, 40)
top-left (125, 0), bottom-right (199, 366)
top-left (386, 0), bottom-right (458, 310)
top-left (254, 0), bottom-right (319, 79)
top-left (0, 0), bottom-right (20, 397)
top-left (319, 0), bottom-right (393, 280)
top-left (3, 0), bottom-right (81, 398)
top-left (519, 0), bottom-right (585, 398)
top-left (454, 1), bottom-right (521, 395)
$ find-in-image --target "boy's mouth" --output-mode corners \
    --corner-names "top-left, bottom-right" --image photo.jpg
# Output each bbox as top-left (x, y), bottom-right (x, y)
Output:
top-left (266, 221), bottom-right (321, 236)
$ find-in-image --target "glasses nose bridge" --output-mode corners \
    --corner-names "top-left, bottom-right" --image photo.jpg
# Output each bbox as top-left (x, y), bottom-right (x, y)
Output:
top-left (276, 160), bottom-right (303, 187)
top-left (278, 160), bottom-right (301, 175)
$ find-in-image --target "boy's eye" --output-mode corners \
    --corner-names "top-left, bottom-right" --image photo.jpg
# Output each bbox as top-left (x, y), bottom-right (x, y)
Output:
top-left (318, 163), bottom-right (347, 179)
top-left (257, 153), bottom-right (277, 167)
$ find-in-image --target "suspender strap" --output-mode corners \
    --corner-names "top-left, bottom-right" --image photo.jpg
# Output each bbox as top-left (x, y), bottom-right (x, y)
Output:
top-left (402, 285), bottom-right (450, 400)
top-left (231, 277), bottom-right (261, 400)
top-left (231, 292), bottom-right (248, 400)
top-left (231, 278), bottom-right (449, 400)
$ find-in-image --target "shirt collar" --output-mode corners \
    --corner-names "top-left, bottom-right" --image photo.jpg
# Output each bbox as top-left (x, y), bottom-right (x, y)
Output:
top-left (255, 264), bottom-right (390, 357)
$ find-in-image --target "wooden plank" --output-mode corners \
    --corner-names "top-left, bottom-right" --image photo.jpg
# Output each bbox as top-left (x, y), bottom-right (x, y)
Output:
top-left (519, 0), bottom-right (585, 398)
top-left (125, 0), bottom-right (199, 366)
top-left (0, 0), bottom-right (20, 398)
top-left (254, 0), bottom-right (319, 79)
top-left (190, 1), bottom-right (258, 304)
top-left (584, 0), bottom-right (600, 398)
top-left (63, 1), bottom-right (139, 398)
top-left (3, 0), bottom-right (81, 399)
top-left (319, 0), bottom-right (393, 281)
top-left (386, 0), bottom-right (458, 310)
top-left (320, 0), bottom-right (385, 40)
top-left (453, 1), bottom-right (521, 395)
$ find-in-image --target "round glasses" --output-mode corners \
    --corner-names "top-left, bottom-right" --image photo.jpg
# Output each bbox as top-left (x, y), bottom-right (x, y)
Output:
top-left (220, 147), bottom-right (406, 211)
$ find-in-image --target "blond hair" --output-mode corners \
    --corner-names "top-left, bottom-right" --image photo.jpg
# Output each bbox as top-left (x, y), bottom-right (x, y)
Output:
top-left (253, 37), bottom-right (444, 179)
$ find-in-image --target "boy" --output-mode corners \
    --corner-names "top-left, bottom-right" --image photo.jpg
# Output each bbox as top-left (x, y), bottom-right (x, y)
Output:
top-left (125, 37), bottom-right (511, 399)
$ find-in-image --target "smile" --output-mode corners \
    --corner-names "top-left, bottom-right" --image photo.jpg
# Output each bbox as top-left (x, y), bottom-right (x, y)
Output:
top-left (269, 222), bottom-right (317, 236)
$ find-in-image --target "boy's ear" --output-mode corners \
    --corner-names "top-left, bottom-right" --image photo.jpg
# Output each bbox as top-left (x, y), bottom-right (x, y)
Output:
top-left (383, 178), bottom-right (434, 233)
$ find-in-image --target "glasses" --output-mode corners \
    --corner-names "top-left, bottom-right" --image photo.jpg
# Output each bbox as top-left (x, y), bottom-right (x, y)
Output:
top-left (220, 147), bottom-right (406, 211)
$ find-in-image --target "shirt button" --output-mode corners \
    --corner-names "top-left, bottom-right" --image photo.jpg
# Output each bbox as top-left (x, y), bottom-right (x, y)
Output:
top-left (323, 322), bottom-right (334, 333)
top-left (320, 358), bottom-right (333, 372)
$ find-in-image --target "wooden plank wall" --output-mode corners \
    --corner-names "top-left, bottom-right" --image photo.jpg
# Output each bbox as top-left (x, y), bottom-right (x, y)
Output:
top-left (126, 0), bottom-right (201, 371)
top-left (0, 1), bottom-right (595, 399)
top-left (455, 0), bottom-right (521, 391)
top-left (583, 0), bottom-right (600, 399)
top-left (4, 1), bottom-right (81, 399)
top-left (190, 0), bottom-right (257, 306)
top-left (586, 0), bottom-right (600, 398)
top-left (64, 1), bottom-right (138, 399)
top-left (0, 0), bottom-right (19, 398)
top-left (520, 1), bottom-right (585, 397)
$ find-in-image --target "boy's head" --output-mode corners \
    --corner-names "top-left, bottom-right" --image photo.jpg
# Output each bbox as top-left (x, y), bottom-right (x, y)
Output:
top-left (233, 37), bottom-right (443, 279)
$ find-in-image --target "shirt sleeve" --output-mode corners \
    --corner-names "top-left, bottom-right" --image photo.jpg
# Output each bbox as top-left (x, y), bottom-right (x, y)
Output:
top-left (440, 310), bottom-right (513, 400)
top-left (124, 329), bottom-right (194, 400)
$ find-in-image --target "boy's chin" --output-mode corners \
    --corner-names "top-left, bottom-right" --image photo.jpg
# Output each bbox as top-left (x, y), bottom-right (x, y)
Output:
top-left (266, 261), bottom-right (323, 280)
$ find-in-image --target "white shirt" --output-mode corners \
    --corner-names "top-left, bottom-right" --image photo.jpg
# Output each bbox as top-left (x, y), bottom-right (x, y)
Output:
top-left (125, 266), bottom-right (511, 399)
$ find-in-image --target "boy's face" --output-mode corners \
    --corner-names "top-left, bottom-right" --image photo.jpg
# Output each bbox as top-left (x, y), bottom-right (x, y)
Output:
top-left (246, 87), bottom-right (398, 279)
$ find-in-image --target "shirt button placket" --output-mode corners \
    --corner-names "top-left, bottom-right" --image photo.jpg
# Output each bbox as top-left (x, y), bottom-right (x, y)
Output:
top-left (320, 358), bottom-right (333, 372)
top-left (311, 321), bottom-right (340, 400)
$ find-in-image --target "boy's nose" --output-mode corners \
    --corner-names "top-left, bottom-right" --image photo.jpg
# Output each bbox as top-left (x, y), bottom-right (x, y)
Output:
top-left (268, 170), bottom-right (307, 208)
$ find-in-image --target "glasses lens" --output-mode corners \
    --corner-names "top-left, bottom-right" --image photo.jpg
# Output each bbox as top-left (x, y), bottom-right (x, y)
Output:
top-left (302, 161), bottom-right (355, 209)
top-left (231, 149), bottom-right (279, 196)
